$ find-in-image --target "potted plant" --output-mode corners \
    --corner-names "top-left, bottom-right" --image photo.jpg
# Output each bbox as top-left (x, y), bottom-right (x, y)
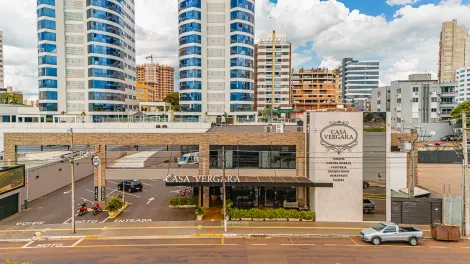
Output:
top-left (287, 210), bottom-right (301, 222)
top-left (265, 209), bottom-right (277, 222)
top-left (106, 196), bottom-right (124, 217)
top-left (301, 211), bottom-right (315, 222)
top-left (195, 207), bottom-right (206, 221)
top-left (188, 198), bottom-right (197, 208)
top-left (275, 208), bottom-right (288, 221)
top-left (240, 209), bottom-right (252, 221)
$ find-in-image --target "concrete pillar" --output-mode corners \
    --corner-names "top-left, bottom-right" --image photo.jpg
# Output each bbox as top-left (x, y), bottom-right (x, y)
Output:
top-left (93, 145), bottom-right (106, 206)
top-left (203, 186), bottom-right (210, 208)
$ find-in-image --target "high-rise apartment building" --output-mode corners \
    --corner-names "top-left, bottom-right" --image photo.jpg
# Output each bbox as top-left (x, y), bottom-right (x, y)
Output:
top-left (37, 0), bottom-right (137, 120)
top-left (254, 31), bottom-right (291, 111)
top-left (136, 82), bottom-right (154, 102)
top-left (178, 0), bottom-right (256, 121)
top-left (466, 31), bottom-right (470, 67)
top-left (438, 19), bottom-right (467, 83)
top-left (291, 68), bottom-right (340, 111)
top-left (339, 58), bottom-right (379, 111)
top-left (456, 67), bottom-right (470, 102)
top-left (136, 64), bottom-right (175, 102)
top-left (0, 31), bottom-right (4, 88)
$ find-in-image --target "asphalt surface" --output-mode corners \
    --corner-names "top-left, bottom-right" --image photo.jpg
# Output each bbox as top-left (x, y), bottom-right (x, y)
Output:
top-left (1, 237), bottom-right (469, 264)
top-left (0, 175), bottom-right (194, 227)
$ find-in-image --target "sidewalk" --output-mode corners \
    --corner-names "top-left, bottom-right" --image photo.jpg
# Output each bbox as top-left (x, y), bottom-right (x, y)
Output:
top-left (0, 221), bottom-right (433, 241)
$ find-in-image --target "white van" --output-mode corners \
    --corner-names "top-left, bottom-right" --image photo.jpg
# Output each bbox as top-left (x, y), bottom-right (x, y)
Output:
top-left (178, 152), bottom-right (199, 167)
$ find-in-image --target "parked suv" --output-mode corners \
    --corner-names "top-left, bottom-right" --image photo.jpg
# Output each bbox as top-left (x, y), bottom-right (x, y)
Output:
top-left (440, 135), bottom-right (458, 141)
top-left (118, 180), bottom-right (143, 193)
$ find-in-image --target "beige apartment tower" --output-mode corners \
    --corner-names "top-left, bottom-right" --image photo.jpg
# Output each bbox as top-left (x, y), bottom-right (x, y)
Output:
top-left (136, 64), bottom-right (175, 102)
top-left (439, 19), bottom-right (468, 83)
top-left (291, 68), bottom-right (340, 111)
top-left (255, 31), bottom-right (292, 111)
top-left (0, 31), bottom-right (4, 88)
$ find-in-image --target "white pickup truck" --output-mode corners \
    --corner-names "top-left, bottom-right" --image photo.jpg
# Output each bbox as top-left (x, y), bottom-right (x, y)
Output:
top-left (360, 222), bottom-right (424, 246)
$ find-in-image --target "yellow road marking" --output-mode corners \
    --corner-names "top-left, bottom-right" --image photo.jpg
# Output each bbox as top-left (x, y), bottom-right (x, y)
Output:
top-left (71, 237), bottom-right (86, 247)
top-left (0, 247), bottom-right (22, 250)
top-left (75, 243), bottom-right (224, 248)
top-left (222, 236), bottom-right (224, 245)
top-left (289, 238), bottom-right (294, 244)
top-left (349, 237), bottom-right (359, 246)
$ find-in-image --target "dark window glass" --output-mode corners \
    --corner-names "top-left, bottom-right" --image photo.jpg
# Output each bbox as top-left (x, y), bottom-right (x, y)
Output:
top-left (230, 81), bottom-right (254, 90)
top-left (39, 103), bottom-right (58, 111)
top-left (87, 9), bottom-right (121, 25)
top-left (180, 69), bottom-right (202, 79)
top-left (179, 22), bottom-right (202, 34)
top-left (88, 44), bottom-right (123, 58)
top-left (230, 46), bottom-right (254, 56)
top-left (179, 57), bottom-right (202, 68)
top-left (180, 81), bottom-right (202, 90)
top-left (89, 80), bottom-right (125, 91)
top-left (39, 79), bottom-right (58, 88)
top-left (230, 69), bottom-right (253, 79)
top-left (89, 68), bottom-right (125, 80)
top-left (230, 92), bottom-right (253, 101)
top-left (179, 10), bottom-right (201, 23)
top-left (180, 104), bottom-right (202, 112)
top-left (37, 7), bottom-right (55, 18)
top-left (88, 56), bottom-right (123, 68)
top-left (230, 58), bottom-right (253, 68)
top-left (230, 22), bottom-right (254, 34)
top-left (38, 32), bottom-right (56, 41)
top-left (179, 34), bottom-right (201, 45)
top-left (179, 46), bottom-right (202, 56)
top-left (88, 33), bottom-right (121, 46)
top-left (38, 55), bottom-right (57, 65)
top-left (89, 103), bottom-right (126, 112)
top-left (37, 19), bottom-right (56, 30)
top-left (230, 104), bottom-right (254, 112)
top-left (230, 0), bottom-right (254, 12)
top-left (37, 0), bottom-right (55, 5)
top-left (38, 67), bottom-right (57, 77)
top-left (39, 91), bottom-right (58, 100)
top-left (179, 0), bottom-right (201, 10)
top-left (87, 0), bottom-right (121, 13)
top-left (230, 10), bottom-right (254, 23)
top-left (180, 92), bottom-right (202, 101)
top-left (87, 21), bottom-right (121, 36)
top-left (230, 34), bottom-right (254, 45)
top-left (38, 43), bottom-right (57, 53)
top-left (89, 92), bottom-right (126, 101)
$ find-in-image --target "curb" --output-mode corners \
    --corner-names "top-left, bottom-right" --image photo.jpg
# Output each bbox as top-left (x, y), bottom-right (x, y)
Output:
top-left (108, 203), bottom-right (128, 220)
top-left (32, 235), bottom-right (102, 240)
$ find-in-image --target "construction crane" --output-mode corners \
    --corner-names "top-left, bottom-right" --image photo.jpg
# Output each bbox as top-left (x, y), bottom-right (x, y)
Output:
top-left (146, 54), bottom-right (156, 64)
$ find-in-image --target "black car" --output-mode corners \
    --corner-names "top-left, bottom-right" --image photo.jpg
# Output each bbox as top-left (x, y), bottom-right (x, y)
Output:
top-left (440, 135), bottom-right (457, 141)
top-left (118, 180), bottom-right (143, 193)
top-left (363, 181), bottom-right (370, 189)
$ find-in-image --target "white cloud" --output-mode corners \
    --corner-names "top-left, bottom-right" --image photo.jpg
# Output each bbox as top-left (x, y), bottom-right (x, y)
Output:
top-left (386, 0), bottom-right (420, 7)
top-left (319, 56), bottom-right (341, 70)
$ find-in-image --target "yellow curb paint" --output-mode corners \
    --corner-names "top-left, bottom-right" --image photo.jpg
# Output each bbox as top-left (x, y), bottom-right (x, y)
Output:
top-left (85, 235), bottom-right (102, 239)
top-left (222, 236), bottom-right (224, 245)
top-left (108, 203), bottom-right (129, 220)
top-left (75, 243), bottom-right (224, 248)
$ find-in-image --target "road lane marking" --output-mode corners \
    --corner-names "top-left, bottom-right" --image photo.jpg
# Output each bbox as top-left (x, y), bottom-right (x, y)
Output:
top-left (22, 241), bottom-right (35, 248)
top-left (147, 198), bottom-right (155, 204)
top-left (221, 236), bottom-right (224, 245)
top-left (107, 181), bottom-right (120, 185)
top-left (324, 244), bottom-right (337, 246)
top-left (71, 237), bottom-right (85, 247)
top-left (429, 246), bottom-right (448, 249)
top-left (63, 190), bottom-right (71, 194)
top-left (63, 218), bottom-right (72, 224)
top-left (85, 189), bottom-right (94, 193)
top-left (252, 244), bottom-right (267, 246)
top-left (148, 179), bottom-right (159, 182)
top-left (289, 238), bottom-right (294, 244)
top-left (101, 216), bottom-right (110, 223)
top-left (76, 244), bottom-right (224, 248)
top-left (106, 187), bottom-right (141, 198)
top-left (350, 237), bottom-right (359, 246)
top-left (281, 244), bottom-right (316, 246)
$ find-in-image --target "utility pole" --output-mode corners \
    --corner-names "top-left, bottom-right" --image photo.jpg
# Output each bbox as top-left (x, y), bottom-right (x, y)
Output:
top-left (67, 128), bottom-right (76, 234)
top-left (463, 112), bottom-right (469, 235)
top-left (409, 128), bottom-right (416, 198)
top-left (222, 146), bottom-right (227, 233)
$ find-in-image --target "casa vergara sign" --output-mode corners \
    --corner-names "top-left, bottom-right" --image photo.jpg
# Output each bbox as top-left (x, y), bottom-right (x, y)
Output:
top-left (320, 121), bottom-right (359, 155)
top-left (164, 175), bottom-right (241, 183)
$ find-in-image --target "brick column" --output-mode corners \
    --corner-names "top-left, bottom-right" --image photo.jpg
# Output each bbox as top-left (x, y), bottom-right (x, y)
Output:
top-left (93, 145), bottom-right (106, 206)
top-left (203, 186), bottom-right (210, 208)
top-left (199, 141), bottom-right (210, 208)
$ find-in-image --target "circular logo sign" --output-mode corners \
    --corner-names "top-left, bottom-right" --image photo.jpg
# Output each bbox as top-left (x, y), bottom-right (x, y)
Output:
top-left (320, 121), bottom-right (359, 154)
top-left (92, 155), bottom-right (100, 166)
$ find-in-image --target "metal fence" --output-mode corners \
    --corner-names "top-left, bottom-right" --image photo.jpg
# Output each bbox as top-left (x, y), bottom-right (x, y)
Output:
top-left (418, 150), bottom-right (463, 164)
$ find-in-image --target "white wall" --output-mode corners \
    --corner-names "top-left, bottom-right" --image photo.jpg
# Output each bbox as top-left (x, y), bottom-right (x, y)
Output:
top-left (309, 112), bottom-right (363, 222)
top-left (390, 152), bottom-right (408, 191)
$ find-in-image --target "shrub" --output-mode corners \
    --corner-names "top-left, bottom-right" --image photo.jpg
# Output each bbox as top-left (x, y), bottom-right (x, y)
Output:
top-left (188, 198), bottom-right (197, 205)
top-left (168, 198), bottom-right (178, 206)
top-left (286, 210), bottom-right (301, 219)
top-left (275, 208), bottom-right (288, 218)
top-left (301, 211), bottom-right (315, 220)
top-left (266, 209), bottom-right (277, 219)
top-left (230, 208), bottom-right (241, 219)
top-left (169, 197), bottom-right (198, 206)
top-left (106, 196), bottom-right (123, 212)
top-left (195, 207), bottom-right (206, 216)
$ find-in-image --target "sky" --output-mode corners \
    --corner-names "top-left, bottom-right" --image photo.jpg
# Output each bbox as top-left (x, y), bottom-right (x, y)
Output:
top-left (1, 0), bottom-right (470, 99)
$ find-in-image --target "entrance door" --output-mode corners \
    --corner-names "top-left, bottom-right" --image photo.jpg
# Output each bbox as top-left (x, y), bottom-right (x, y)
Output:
top-left (0, 193), bottom-right (19, 221)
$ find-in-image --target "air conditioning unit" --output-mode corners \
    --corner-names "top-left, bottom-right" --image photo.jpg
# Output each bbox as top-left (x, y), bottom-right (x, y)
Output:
top-left (276, 123), bottom-right (284, 134)
top-left (265, 126), bottom-right (273, 133)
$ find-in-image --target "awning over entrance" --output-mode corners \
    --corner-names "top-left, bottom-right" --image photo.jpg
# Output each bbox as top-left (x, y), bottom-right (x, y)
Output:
top-left (164, 176), bottom-right (333, 188)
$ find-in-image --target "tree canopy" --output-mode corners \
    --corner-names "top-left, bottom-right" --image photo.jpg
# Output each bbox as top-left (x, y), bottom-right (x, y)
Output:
top-left (163, 92), bottom-right (180, 111)
top-left (0, 93), bottom-right (22, 105)
top-left (451, 101), bottom-right (470, 125)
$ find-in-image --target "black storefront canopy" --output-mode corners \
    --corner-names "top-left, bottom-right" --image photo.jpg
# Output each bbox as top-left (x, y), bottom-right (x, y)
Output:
top-left (164, 175), bottom-right (333, 188)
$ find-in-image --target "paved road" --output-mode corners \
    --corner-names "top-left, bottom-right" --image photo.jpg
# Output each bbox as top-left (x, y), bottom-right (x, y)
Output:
top-left (1, 237), bottom-right (469, 264)
top-left (0, 176), bottom-right (194, 227)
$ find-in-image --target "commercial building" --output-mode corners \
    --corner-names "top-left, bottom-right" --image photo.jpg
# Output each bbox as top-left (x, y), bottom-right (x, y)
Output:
top-left (438, 19), bottom-right (468, 83)
top-left (136, 64), bottom-right (175, 102)
top-left (254, 31), bottom-right (292, 111)
top-left (456, 67), bottom-right (470, 102)
top-left (178, 0), bottom-right (256, 121)
top-left (371, 74), bottom-right (449, 130)
top-left (0, 31), bottom-right (4, 88)
top-left (339, 58), bottom-right (379, 111)
top-left (136, 82), bottom-right (154, 103)
top-left (36, 0), bottom-right (137, 119)
top-left (291, 68), bottom-right (340, 111)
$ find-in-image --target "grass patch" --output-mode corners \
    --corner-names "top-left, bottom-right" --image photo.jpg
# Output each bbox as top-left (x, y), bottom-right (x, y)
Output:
top-left (364, 128), bottom-right (386, 132)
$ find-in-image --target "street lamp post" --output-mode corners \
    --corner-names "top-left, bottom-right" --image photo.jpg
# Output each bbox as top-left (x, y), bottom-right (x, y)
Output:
top-left (222, 146), bottom-right (227, 233)
top-left (67, 128), bottom-right (76, 234)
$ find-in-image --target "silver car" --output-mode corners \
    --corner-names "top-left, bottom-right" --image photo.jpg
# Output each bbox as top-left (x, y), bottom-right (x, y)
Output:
top-left (360, 222), bottom-right (423, 246)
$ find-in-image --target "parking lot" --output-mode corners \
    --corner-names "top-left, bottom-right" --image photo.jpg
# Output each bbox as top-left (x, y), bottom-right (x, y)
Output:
top-left (0, 175), bottom-right (195, 227)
